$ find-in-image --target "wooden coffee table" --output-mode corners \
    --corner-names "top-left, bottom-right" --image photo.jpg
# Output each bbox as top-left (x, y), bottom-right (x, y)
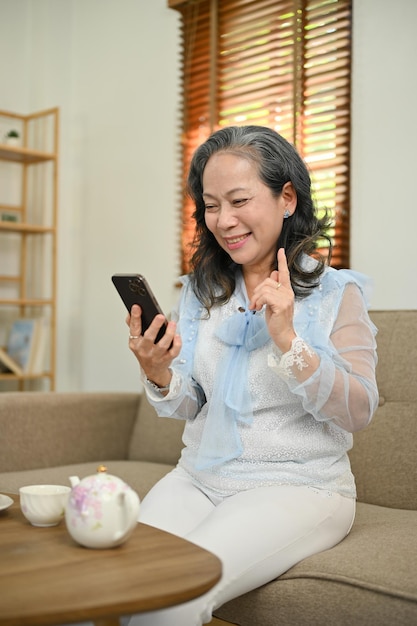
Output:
top-left (0, 495), bottom-right (222, 626)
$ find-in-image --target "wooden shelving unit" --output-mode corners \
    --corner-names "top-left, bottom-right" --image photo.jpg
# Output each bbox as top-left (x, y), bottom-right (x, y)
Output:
top-left (0, 107), bottom-right (59, 391)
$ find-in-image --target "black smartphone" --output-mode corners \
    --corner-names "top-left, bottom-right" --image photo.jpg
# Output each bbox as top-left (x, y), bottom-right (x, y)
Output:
top-left (111, 274), bottom-right (167, 343)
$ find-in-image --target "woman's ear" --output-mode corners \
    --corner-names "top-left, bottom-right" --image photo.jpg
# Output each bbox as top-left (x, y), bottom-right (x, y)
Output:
top-left (281, 181), bottom-right (297, 218)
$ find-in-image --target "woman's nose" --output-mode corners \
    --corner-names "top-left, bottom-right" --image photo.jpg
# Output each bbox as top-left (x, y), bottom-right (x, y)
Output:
top-left (217, 206), bottom-right (238, 229)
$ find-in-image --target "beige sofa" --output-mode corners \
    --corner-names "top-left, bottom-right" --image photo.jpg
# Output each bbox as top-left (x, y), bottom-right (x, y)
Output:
top-left (1, 310), bottom-right (416, 626)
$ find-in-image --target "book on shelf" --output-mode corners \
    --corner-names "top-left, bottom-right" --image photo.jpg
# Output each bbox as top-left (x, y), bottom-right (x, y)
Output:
top-left (2, 318), bottom-right (47, 375)
top-left (31, 318), bottom-right (47, 374)
top-left (0, 346), bottom-right (23, 375)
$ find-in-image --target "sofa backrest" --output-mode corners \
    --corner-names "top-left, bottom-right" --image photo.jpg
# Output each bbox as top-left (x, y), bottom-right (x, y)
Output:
top-left (0, 392), bottom-right (140, 473)
top-left (349, 310), bottom-right (417, 510)
top-left (128, 397), bottom-right (185, 466)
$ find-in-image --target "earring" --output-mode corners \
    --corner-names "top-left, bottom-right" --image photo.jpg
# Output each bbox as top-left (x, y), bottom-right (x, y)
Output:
top-left (283, 209), bottom-right (290, 219)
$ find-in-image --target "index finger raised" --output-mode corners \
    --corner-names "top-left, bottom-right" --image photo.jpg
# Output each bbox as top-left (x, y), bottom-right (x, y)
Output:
top-left (277, 248), bottom-right (291, 287)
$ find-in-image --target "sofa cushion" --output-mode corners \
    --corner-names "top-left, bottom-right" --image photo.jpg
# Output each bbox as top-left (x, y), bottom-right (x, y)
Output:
top-left (128, 396), bottom-right (185, 465)
top-left (0, 460), bottom-right (175, 501)
top-left (350, 401), bottom-right (417, 509)
top-left (0, 392), bottom-right (139, 473)
top-left (215, 502), bottom-right (417, 625)
top-left (368, 311), bottom-right (417, 404)
top-left (349, 311), bottom-right (417, 510)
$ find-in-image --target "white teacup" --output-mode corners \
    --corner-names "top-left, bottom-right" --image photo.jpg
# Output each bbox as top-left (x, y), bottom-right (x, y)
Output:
top-left (19, 484), bottom-right (71, 527)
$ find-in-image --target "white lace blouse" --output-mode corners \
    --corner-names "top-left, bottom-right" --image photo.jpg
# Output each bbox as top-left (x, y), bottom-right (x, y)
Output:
top-left (143, 264), bottom-right (378, 500)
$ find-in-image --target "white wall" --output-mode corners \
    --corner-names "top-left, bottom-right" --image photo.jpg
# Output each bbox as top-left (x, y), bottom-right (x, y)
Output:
top-left (350, 0), bottom-right (417, 309)
top-left (1, 0), bottom-right (181, 392)
top-left (59, 1), bottom-right (181, 393)
top-left (0, 0), bottom-right (416, 393)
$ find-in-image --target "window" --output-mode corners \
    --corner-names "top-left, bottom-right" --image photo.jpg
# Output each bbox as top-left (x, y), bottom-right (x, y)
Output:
top-left (169, 0), bottom-right (352, 272)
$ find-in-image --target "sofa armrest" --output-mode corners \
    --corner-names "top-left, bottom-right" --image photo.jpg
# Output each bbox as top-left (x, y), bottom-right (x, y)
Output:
top-left (0, 392), bottom-right (141, 472)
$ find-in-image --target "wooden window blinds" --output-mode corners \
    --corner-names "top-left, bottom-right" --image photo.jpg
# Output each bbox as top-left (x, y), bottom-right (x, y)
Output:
top-left (169, 0), bottom-right (352, 272)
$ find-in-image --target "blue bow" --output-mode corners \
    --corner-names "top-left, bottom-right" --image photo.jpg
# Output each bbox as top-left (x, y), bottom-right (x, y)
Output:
top-left (195, 307), bottom-right (270, 470)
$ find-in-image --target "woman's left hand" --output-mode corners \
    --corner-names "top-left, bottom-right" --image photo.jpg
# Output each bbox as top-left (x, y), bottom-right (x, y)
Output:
top-left (249, 248), bottom-right (296, 353)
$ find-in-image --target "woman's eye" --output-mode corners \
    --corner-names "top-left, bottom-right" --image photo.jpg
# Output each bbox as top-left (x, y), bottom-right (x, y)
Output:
top-left (233, 198), bottom-right (247, 206)
top-left (204, 204), bottom-right (218, 212)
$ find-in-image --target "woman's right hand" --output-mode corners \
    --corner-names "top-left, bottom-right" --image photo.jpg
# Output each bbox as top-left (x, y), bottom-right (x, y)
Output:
top-left (126, 304), bottom-right (181, 388)
top-left (249, 248), bottom-right (296, 353)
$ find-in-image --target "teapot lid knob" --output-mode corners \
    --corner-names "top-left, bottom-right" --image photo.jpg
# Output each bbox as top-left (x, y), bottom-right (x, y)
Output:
top-left (97, 465), bottom-right (108, 473)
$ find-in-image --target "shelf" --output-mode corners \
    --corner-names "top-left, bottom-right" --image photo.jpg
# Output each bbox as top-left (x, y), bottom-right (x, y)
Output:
top-left (0, 222), bottom-right (54, 234)
top-left (0, 107), bottom-right (59, 391)
top-left (0, 298), bottom-right (53, 307)
top-left (0, 204), bottom-right (23, 212)
top-left (0, 275), bottom-right (19, 282)
top-left (0, 371), bottom-right (52, 382)
top-left (0, 144), bottom-right (56, 164)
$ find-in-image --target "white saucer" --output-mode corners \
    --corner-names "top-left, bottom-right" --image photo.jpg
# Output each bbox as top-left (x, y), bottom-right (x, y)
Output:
top-left (0, 494), bottom-right (14, 511)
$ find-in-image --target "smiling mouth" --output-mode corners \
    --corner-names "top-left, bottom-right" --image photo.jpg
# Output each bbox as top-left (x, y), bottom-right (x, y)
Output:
top-left (225, 234), bottom-right (250, 245)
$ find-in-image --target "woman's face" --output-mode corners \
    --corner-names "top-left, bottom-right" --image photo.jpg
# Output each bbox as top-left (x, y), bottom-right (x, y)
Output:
top-left (203, 152), bottom-right (287, 276)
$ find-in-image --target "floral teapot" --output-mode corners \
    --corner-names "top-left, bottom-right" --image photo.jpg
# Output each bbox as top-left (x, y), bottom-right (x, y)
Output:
top-left (65, 466), bottom-right (140, 549)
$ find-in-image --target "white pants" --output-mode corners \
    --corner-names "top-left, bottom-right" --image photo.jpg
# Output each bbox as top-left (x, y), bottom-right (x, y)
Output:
top-left (126, 467), bottom-right (355, 626)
